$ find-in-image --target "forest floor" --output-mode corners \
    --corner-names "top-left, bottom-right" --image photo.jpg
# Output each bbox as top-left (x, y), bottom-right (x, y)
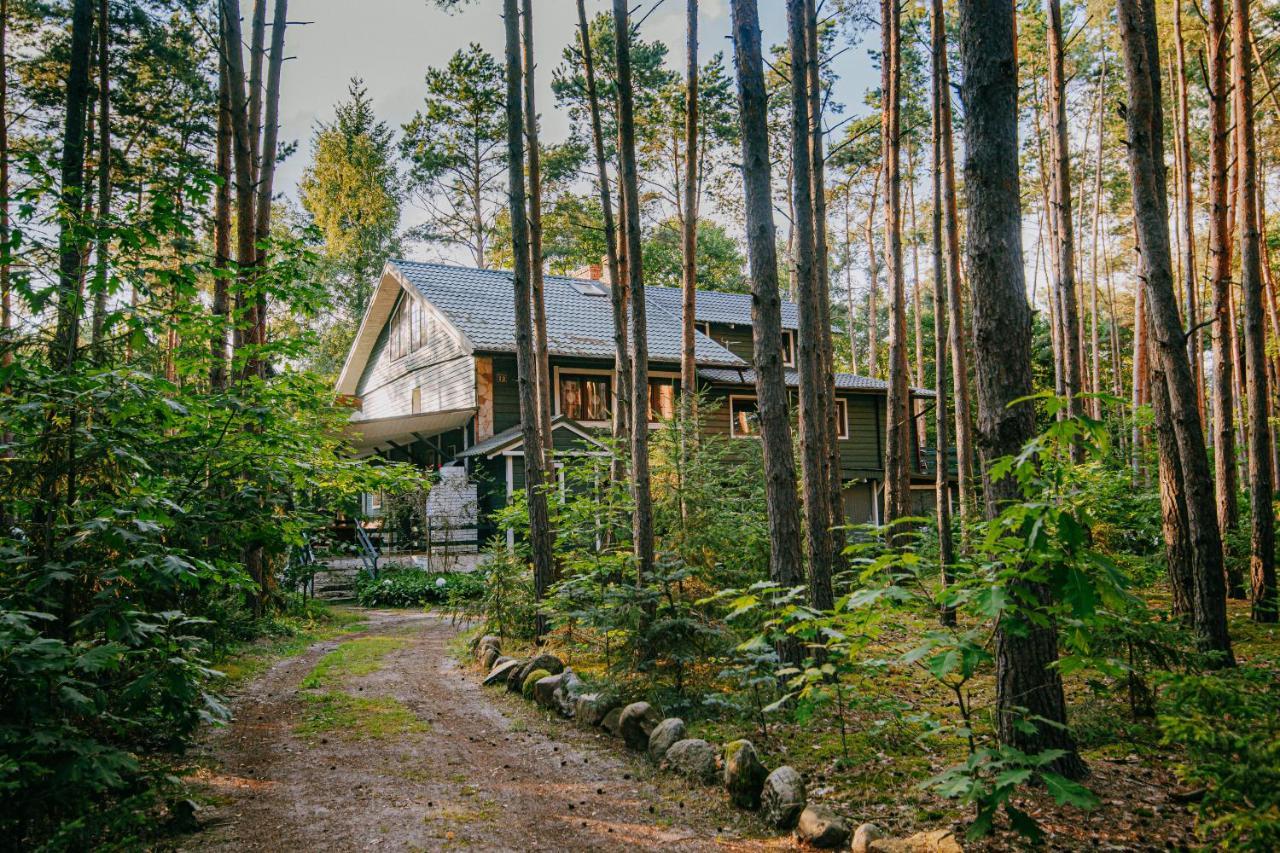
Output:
top-left (178, 608), bottom-right (771, 852)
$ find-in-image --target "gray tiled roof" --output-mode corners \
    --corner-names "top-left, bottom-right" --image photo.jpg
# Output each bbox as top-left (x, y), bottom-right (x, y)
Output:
top-left (392, 260), bottom-right (746, 368)
top-left (698, 366), bottom-right (937, 397)
top-left (646, 286), bottom-right (800, 330)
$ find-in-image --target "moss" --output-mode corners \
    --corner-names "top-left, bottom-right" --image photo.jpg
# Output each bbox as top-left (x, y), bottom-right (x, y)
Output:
top-left (294, 691), bottom-right (431, 740)
top-left (214, 606), bottom-right (366, 687)
top-left (521, 668), bottom-right (551, 698)
top-left (300, 636), bottom-right (409, 689)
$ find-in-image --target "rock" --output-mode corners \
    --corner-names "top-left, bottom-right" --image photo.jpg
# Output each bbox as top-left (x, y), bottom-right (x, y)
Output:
top-left (573, 693), bottom-right (615, 727)
top-left (533, 672), bottom-right (565, 709)
top-left (869, 829), bottom-right (963, 853)
top-left (662, 738), bottom-right (717, 785)
top-left (760, 766), bottom-right (805, 830)
top-left (480, 645), bottom-right (502, 669)
top-left (505, 660), bottom-right (527, 692)
top-left (552, 670), bottom-right (586, 717)
top-left (521, 668), bottom-right (551, 699)
top-left (600, 706), bottom-right (624, 736)
top-left (482, 658), bottom-right (520, 687)
top-left (618, 702), bottom-right (662, 750)
top-left (647, 717), bottom-right (686, 762)
top-left (852, 822), bottom-right (883, 853)
top-left (797, 805), bottom-right (850, 849)
top-left (515, 652), bottom-right (564, 686)
top-left (722, 739), bottom-right (768, 809)
top-left (476, 634), bottom-right (501, 656)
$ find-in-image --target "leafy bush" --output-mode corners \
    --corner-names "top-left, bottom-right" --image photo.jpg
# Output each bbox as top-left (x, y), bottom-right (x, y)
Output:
top-left (1158, 666), bottom-right (1280, 849)
top-left (354, 566), bottom-right (485, 608)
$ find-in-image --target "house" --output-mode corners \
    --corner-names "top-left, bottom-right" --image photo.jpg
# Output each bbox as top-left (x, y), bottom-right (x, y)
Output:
top-left (335, 259), bottom-right (943, 548)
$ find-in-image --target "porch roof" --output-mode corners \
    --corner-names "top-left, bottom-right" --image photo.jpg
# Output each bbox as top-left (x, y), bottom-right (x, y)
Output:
top-left (344, 408), bottom-right (475, 457)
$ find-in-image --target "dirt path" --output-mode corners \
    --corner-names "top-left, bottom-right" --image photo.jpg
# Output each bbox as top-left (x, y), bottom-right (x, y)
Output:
top-left (186, 610), bottom-right (768, 852)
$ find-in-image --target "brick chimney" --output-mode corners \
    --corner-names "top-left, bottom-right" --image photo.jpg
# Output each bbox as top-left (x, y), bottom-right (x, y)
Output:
top-left (571, 262), bottom-right (603, 282)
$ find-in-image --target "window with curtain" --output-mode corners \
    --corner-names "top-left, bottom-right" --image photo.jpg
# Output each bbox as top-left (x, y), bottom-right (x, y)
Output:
top-left (559, 373), bottom-right (611, 421)
top-left (730, 396), bottom-right (759, 437)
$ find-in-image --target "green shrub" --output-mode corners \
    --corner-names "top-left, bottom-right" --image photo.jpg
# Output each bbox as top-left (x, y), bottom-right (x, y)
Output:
top-left (354, 566), bottom-right (485, 608)
top-left (1158, 666), bottom-right (1280, 849)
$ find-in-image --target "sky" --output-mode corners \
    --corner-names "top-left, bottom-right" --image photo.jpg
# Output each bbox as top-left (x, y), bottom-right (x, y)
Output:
top-left (272, 0), bottom-right (881, 264)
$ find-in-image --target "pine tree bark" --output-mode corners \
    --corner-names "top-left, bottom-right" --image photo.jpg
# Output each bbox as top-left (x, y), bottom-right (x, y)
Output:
top-left (881, 0), bottom-right (912, 537)
top-left (1088, 48), bottom-right (1108, 420)
top-left (930, 0), bottom-right (955, 624)
top-left (865, 166), bottom-right (881, 378)
top-left (1231, 0), bottom-right (1277, 622)
top-left (502, 0), bottom-right (554, 634)
top-left (680, 0), bottom-right (698, 424)
top-left (575, 0), bottom-right (629, 489)
top-left (211, 43), bottom-right (232, 391)
top-left (246, 0), bottom-right (266, 185)
top-left (1172, 1), bottom-right (1203, 417)
top-left (49, 0), bottom-right (95, 371)
top-left (729, 0), bottom-right (807, 665)
top-left (1116, 0), bottom-right (1236, 663)
top-left (958, 0), bottom-right (1086, 778)
top-left (89, 0), bottom-right (110, 362)
top-left (1149, 305), bottom-right (1196, 618)
top-left (786, 0), bottom-right (835, 607)
top-left (1206, 0), bottom-right (1239, 555)
top-left (1046, 0), bottom-right (1082, 454)
top-left (804, 0), bottom-right (845, 576)
top-left (613, 0), bottom-right (656, 584)
top-left (521, 0), bottom-right (553, 471)
top-left (0, 0), bottom-right (9, 372)
top-left (932, 8), bottom-right (974, 524)
top-left (220, 0), bottom-right (259, 380)
top-left (251, 0), bottom-right (286, 359)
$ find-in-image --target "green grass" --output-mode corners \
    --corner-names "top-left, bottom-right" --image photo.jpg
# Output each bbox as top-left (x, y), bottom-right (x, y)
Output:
top-left (215, 605), bottom-right (367, 686)
top-left (294, 691), bottom-right (432, 740)
top-left (299, 636), bottom-right (409, 689)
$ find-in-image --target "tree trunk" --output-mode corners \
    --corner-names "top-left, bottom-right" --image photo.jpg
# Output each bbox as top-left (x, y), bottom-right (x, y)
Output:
top-left (930, 0), bottom-right (956, 624)
top-left (211, 42), bottom-right (232, 391)
top-left (787, 0), bottom-right (834, 607)
top-left (1149, 305), bottom-right (1196, 618)
top-left (1172, 2), bottom-right (1203, 420)
top-left (958, 0), bottom-right (1085, 779)
top-left (680, 0), bottom-right (698, 424)
top-left (49, 0), bottom-right (95, 371)
top-left (1231, 0), bottom-right (1277, 623)
top-left (575, 0), bottom-right (629, 490)
top-left (521, 0), bottom-right (553, 472)
top-left (866, 166), bottom-right (881, 378)
top-left (880, 0), bottom-right (912, 538)
top-left (502, 0), bottom-right (554, 635)
top-left (1088, 47), bottom-right (1107, 420)
top-left (613, 0), bottom-right (656, 585)
top-left (934, 10), bottom-right (974, 524)
top-left (89, 0), bottom-right (110, 363)
top-left (729, 0), bottom-right (807, 665)
top-left (1206, 0), bottom-right (1239, 557)
top-left (252, 0), bottom-right (286, 359)
top-left (803, 0), bottom-right (845, 576)
top-left (220, 0), bottom-right (259, 381)
top-left (1116, 0), bottom-right (1236, 664)
top-left (246, 0), bottom-right (266, 185)
top-left (0, 0), bottom-right (9, 372)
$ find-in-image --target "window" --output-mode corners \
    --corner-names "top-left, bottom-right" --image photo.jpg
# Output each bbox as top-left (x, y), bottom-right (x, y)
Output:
top-left (730, 396), bottom-right (759, 437)
top-left (835, 397), bottom-right (849, 439)
top-left (559, 372), bottom-right (611, 421)
top-left (782, 329), bottom-right (797, 367)
top-left (389, 295), bottom-right (427, 361)
top-left (648, 378), bottom-right (677, 421)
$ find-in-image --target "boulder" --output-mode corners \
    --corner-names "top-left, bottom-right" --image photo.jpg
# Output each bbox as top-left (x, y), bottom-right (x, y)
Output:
top-left (722, 739), bottom-right (767, 809)
top-left (618, 702), bottom-right (662, 750)
top-left (868, 829), bottom-right (963, 853)
top-left (521, 668), bottom-right (551, 699)
top-left (797, 805), bottom-right (850, 849)
top-left (482, 658), bottom-right (520, 687)
top-left (662, 738), bottom-right (717, 785)
top-left (852, 823), bottom-right (883, 853)
top-left (600, 706), bottom-right (624, 736)
top-left (573, 693), bottom-right (615, 727)
top-left (551, 670), bottom-right (586, 717)
top-left (505, 660), bottom-right (527, 692)
top-left (476, 634), bottom-right (501, 656)
top-left (760, 766), bottom-right (806, 830)
top-left (480, 645), bottom-right (502, 670)
top-left (647, 717), bottom-right (686, 762)
top-left (515, 652), bottom-right (564, 686)
top-left (533, 672), bottom-right (566, 709)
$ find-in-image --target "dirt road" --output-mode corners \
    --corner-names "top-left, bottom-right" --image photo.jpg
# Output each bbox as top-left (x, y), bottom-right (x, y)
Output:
top-left (187, 610), bottom-right (767, 852)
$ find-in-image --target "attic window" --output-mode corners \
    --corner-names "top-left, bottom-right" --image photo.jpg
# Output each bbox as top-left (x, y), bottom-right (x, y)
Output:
top-left (571, 281), bottom-right (607, 297)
